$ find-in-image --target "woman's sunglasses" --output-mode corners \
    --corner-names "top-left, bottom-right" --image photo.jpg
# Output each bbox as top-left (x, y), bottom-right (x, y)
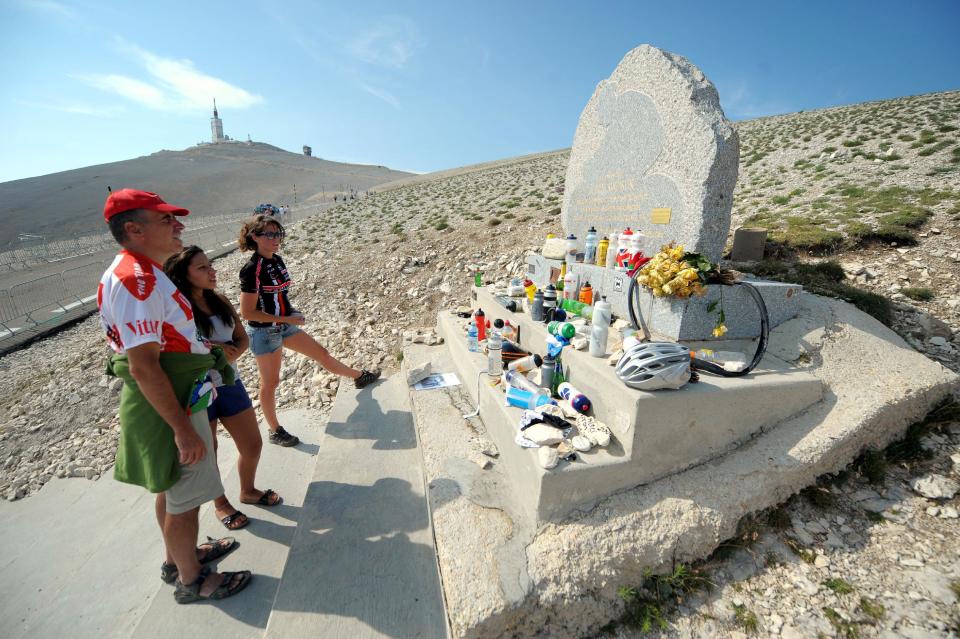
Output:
top-left (255, 231), bottom-right (284, 240)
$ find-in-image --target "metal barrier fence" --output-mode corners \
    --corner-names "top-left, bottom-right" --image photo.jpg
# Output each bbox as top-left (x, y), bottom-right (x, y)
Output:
top-left (0, 203), bottom-right (329, 351)
top-left (0, 208), bottom-right (256, 272)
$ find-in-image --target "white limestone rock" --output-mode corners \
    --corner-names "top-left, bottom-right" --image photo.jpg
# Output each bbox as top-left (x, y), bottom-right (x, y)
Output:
top-left (571, 435), bottom-right (593, 452)
top-left (911, 474), bottom-right (959, 500)
top-left (406, 361), bottom-right (433, 386)
top-left (524, 424), bottom-right (564, 446)
top-left (538, 446), bottom-right (559, 469)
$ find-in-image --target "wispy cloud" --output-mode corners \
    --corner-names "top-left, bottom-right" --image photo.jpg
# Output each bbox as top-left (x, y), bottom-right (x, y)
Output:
top-left (359, 83), bottom-right (401, 110)
top-left (16, 0), bottom-right (78, 20)
top-left (348, 16), bottom-right (421, 69)
top-left (18, 99), bottom-right (126, 117)
top-left (78, 43), bottom-right (263, 113)
top-left (261, 10), bottom-right (414, 111)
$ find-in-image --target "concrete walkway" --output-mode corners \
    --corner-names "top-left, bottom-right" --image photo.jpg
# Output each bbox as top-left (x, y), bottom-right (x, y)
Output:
top-left (0, 377), bottom-right (447, 638)
top-left (266, 374), bottom-right (449, 638)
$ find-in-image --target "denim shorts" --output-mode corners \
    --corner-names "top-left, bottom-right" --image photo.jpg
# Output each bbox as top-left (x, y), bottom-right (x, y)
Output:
top-left (207, 378), bottom-right (253, 422)
top-left (247, 323), bottom-right (302, 356)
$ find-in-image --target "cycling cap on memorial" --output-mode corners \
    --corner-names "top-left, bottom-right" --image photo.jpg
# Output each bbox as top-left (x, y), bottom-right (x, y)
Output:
top-left (103, 189), bottom-right (190, 222)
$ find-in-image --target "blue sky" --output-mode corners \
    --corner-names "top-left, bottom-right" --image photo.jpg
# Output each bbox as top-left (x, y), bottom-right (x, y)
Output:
top-left (1, 0), bottom-right (958, 183)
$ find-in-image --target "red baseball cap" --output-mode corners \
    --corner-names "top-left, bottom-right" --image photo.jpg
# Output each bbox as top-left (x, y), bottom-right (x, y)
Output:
top-left (103, 189), bottom-right (190, 222)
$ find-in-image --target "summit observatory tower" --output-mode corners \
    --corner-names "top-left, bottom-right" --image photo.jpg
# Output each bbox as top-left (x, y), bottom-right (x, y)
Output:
top-left (210, 99), bottom-right (225, 144)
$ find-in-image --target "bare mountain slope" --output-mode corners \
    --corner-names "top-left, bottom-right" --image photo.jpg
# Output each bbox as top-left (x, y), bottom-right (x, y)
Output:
top-left (2, 90), bottom-right (959, 638)
top-left (0, 142), bottom-right (411, 249)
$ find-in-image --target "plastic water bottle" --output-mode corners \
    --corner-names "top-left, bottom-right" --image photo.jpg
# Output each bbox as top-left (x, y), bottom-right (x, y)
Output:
top-left (503, 370), bottom-right (550, 396)
top-left (474, 308), bottom-right (486, 342)
top-left (548, 321), bottom-right (576, 339)
top-left (605, 232), bottom-right (619, 269)
top-left (584, 227), bottom-right (598, 264)
top-left (616, 227), bottom-right (634, 271)
top-left (508, 354), bottom-right (542, 373)
top-left (487, 328), bottom-right (503, 376)
top-left (578, 281), bottom-right (593, 306)
top-left (531, 290), bottom-right (545, 321)
top-left (540, 355), bottom-right (557, 394)
top-left (542, 285), bottom-right (557, 322)
top-left (596, 236), bottom-right (610, 266)
top-left (589, 296), bottom-right (612, 357)
top-left (629, 229), bottom-right (647, 264)
top-left (558, 382), bottom-right (591, 414)
top-left (692, 349), bottom-right (748, 372)
top-left (565, 234), bottom-right (578, 265)
top-left (563, 270), bottom-right (579, 301)
top-left (505, 386), bottom-right (556, 410)
top-left (523, 279), bottom-right (537, 304)
top-left (493, 318), bottom-right (516, 343)
top-left (467, 324), bottom-right (479, 352)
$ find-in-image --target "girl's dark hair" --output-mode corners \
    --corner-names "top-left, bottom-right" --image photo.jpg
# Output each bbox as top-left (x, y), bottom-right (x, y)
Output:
top-left (238, 214), bottom-right (285, 252)
top-left (162, 246), bottom-right (236, 337)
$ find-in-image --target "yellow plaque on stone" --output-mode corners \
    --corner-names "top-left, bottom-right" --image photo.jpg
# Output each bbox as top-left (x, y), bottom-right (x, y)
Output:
top-left (651, 208), bottom-right (672, 224)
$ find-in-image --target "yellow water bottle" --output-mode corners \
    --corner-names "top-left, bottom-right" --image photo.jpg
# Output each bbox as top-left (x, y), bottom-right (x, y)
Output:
top-left (596, 237), bottom-right (609, 266)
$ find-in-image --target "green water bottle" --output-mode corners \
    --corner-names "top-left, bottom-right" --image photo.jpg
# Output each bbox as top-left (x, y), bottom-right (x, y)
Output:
top-left (548, 321), bottom-right (576, 339)
top-left (474, 269), bottom-right (482, 287)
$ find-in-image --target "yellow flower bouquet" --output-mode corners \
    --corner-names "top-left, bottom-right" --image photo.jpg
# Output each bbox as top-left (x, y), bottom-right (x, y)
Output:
top-left (637, 242), bottom-right (734, 337)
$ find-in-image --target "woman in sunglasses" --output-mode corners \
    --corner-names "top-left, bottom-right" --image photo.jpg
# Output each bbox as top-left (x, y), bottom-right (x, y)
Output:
top-left (237, 215), bottom-right (380, 447)
top-left (163, 245), bottom-right (281, 530)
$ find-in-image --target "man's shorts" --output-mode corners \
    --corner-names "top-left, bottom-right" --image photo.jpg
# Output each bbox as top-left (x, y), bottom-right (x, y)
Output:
top-left (206, 378), bottom-right (253, 422)
top-left (247, 323), bottom-right (302, 356)
top-left (165, 409), bottom-right (224, 515)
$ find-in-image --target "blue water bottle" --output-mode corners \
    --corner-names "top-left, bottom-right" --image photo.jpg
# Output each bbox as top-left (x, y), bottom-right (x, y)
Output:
top-left (467, 324), bottom-right (479, 352)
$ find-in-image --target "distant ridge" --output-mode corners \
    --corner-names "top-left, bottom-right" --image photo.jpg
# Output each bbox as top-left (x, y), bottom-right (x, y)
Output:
top-left (0, 142), bottom-right (411, 248)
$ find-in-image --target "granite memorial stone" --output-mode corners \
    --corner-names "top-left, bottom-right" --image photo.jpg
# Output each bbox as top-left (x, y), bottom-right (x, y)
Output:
top-left (561, 44), bottom-right (739, 264)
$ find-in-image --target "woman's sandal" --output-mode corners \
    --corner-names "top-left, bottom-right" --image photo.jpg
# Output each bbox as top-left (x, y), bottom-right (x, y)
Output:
top-left (240, 489), bottom-right (282, 507)
top-left (160, 536), bottom-right (238, 584)
top-left (221, 511), bottom-right (250, 530)
top-left (174, 565), bottom-right (252, 604)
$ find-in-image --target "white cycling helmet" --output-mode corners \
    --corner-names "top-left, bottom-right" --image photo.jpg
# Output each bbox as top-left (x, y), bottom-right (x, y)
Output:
top-left (616, 342), bottom-right (691, 391)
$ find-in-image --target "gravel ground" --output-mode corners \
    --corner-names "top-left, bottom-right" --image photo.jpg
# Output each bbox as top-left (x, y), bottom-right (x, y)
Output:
top-left (1, 90), bottom-right (958, 638)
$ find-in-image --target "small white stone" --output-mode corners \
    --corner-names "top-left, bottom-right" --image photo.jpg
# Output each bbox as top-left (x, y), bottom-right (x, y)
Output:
top-left (571, 435), bottom-right (593, 452)
top-left (538, 446), bottom-right (558, 470)
top-left (911, 474), bottom-right (959, 500)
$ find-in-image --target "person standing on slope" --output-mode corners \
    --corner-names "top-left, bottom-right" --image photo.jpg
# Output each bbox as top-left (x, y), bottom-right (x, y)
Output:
top-left (98, 188), bottom-right (251, 603)
top-left (163, 245), bottom-right (283, 531)
top-left (237, 214), bottom-right (380, 446)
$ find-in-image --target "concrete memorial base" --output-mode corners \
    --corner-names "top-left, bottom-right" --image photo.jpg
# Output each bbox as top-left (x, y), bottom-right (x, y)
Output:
top-left (438, 286), bottom-right (823, 524)
top-left (525, 253), bottom-right (802, 340)
top-left (415, 289), bottom-right (957, 638)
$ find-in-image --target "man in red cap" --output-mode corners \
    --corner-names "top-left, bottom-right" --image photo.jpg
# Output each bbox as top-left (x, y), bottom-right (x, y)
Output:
top-left (98, 189), bottom-right (251, 603)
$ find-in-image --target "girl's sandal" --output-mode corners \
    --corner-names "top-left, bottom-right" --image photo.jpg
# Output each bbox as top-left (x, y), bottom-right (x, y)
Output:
top-left (174, 566), bottom-right (253, 604)
top-left (160, 536), bottom-right (239, 584)
top-left (221, 511), bottom-right (250, 530)
top-left (240, 489), bottom-right (282, 507)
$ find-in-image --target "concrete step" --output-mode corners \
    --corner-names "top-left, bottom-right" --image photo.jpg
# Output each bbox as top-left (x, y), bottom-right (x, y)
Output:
top-left (131, 409), bottom-right (323, 639)
top-left (265, 374), bottom-right (449, 638)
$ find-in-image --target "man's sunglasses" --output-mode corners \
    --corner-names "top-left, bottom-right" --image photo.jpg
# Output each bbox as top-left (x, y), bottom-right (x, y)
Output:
top-left (255, 231), bottom-right (284, 240)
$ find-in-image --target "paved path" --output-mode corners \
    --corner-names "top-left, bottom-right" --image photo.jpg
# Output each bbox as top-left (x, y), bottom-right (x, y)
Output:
top-left (0, 377), bottom-right (448, 638)
top-left (267, 374), bottom-right (449, 638)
